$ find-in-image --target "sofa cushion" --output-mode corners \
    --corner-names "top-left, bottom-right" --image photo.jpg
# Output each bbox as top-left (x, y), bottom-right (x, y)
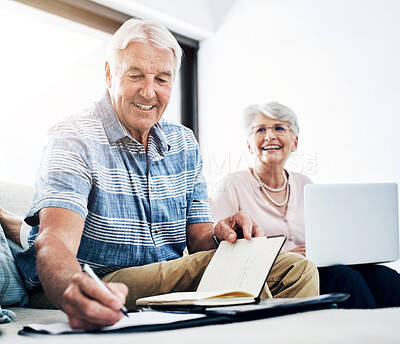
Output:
top-left (0, 181), bottom-right (34, 249)
top-left (0, 224), bottom-right (29, 307)
top-left (0, 182), bottom-right (34, 218)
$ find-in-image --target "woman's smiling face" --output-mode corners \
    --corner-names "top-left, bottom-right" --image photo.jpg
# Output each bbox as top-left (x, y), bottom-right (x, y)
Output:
top-left (247, 113), bottom-right (298, 167)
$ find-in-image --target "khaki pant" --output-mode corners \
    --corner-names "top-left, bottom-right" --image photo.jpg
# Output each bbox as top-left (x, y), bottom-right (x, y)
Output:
top-left (31, 251), bottom-right (319, 310)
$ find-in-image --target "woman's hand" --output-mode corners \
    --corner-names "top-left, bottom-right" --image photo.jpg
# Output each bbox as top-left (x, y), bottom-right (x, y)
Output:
top-left (289, 244), bottom-right (306, 256)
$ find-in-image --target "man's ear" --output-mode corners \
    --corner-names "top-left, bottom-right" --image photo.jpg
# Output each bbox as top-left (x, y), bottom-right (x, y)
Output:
top-left (105, 62), bottom-right (112, 88)
top-left (292, 137), bottom-right (298, 152)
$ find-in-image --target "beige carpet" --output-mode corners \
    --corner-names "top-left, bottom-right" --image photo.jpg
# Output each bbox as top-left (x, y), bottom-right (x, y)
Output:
top-left (2, 306), bottom-right (400, 344)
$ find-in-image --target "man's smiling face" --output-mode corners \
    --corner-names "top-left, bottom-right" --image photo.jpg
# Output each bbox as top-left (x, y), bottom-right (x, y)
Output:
top-left (106, 40), bottom-right (175, 145)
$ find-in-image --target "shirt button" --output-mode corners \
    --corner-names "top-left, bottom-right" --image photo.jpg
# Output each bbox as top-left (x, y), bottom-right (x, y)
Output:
top-left (283, 218), bottom-right (288, 223)
top-left (150, 187), bottom-right (154, 192)
top-left (154, 229), bottom-right (159, 233)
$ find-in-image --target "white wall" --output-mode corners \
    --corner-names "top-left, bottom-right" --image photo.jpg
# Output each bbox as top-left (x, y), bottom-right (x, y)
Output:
top-left (92, 0), bottom-right (236, 39)
top-left (198, 0), bottom-right (400, 272)
top-left (2, 0), bottom-right (399, 202)
top-left (199, 0), bottom-right (400, 191)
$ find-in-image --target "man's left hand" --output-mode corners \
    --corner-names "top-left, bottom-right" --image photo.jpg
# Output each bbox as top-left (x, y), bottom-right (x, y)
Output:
top-left (214, 211), bottom-right (263, 243)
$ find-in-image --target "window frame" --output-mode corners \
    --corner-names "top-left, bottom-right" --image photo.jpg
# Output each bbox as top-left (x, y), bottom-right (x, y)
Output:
top-left (14, 0), bottom-right (200, 140)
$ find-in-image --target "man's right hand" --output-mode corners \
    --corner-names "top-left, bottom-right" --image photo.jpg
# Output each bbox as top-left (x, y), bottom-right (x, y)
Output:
top-left (62, 272), bottom-right (128, 329)
top-left (36, 207), bottom-right (129, 329)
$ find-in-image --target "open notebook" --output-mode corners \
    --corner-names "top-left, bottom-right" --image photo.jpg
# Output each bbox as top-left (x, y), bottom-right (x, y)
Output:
top-left (136, 236), bottom-right (286, 308)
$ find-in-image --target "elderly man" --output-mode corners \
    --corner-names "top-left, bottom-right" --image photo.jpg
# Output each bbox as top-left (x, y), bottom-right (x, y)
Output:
top-left (14, 18), bottom-right (319, 329)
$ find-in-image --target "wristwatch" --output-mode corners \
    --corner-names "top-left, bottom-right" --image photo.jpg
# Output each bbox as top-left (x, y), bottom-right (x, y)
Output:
top-left (212, 234), bottom-right (221, 247)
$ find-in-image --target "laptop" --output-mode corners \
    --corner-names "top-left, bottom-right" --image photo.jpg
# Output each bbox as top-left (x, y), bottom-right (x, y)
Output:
top-left (304, 183), bottom-right (399, 267)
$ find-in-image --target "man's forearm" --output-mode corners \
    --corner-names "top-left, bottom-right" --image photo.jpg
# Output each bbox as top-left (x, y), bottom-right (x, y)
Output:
top-left (35, 231), bottom-right (82, 309)
top-left (186, 222), bottom-right (216, 254)
top-left (35, 207), bottom-right (85, 309)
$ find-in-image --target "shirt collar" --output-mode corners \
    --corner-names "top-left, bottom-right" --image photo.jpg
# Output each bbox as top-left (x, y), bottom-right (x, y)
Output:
top-left (96, 91), bottom-right (128, 144)
top-left (97, 91), bottom-right (170, 155)
top-left (150, 122), bottom-right (171, 153)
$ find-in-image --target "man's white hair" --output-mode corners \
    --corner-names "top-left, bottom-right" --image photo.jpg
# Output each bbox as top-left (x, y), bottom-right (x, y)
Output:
top-left (107, 18), bottom-right (183, 76)
top-left (243, 101), bottom-right (300, 138)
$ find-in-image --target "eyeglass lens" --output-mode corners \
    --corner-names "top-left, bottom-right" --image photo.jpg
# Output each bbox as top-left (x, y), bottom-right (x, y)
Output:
top-left (253, 124), bottom-right (288, 136)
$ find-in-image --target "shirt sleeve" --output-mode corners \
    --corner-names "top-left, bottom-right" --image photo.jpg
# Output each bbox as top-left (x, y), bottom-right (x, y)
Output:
top-left (186, 137), bottom-right (213, 225)
top-left (25, 128), bottom-right (93, 226)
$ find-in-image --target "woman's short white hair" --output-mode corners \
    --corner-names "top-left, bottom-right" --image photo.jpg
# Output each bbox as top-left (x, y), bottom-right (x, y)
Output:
top-left (243, 102), bottom-right (300, 138)
top-left (107, 18), bottom-right (183, 76)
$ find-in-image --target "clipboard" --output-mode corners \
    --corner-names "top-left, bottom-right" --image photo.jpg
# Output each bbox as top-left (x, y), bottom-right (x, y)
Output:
top-left (19, 293), bottom-right (349, 335)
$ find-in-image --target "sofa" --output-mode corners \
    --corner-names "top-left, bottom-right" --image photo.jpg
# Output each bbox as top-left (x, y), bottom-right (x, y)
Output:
top-left (1, 181), bottom-right (400, 343)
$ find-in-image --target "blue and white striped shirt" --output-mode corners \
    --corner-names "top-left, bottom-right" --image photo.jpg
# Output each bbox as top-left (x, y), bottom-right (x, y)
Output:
top-left (16, 92), bottom-right (213, 290)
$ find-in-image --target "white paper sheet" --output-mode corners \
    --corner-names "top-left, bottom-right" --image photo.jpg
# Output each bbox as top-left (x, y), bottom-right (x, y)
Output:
top-left (23, 310), bottom-right (206, 335)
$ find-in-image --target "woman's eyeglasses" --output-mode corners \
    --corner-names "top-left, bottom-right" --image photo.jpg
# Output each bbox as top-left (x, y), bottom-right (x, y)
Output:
top-left (251, 124), bottom-right (289, 136)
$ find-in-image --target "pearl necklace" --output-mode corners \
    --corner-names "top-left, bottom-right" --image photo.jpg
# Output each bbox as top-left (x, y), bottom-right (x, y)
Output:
top-left (253, 169), bottom-right (290, 207)
top-left (253, 170), bottom-right (287, 192)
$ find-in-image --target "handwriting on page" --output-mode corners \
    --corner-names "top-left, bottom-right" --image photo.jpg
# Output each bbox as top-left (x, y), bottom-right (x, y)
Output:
top-left (197, 237), bottom-right (283, 296)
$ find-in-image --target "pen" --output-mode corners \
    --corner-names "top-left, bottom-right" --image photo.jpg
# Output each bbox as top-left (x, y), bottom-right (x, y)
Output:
top-left (83, 263), bottom-right (129, 317)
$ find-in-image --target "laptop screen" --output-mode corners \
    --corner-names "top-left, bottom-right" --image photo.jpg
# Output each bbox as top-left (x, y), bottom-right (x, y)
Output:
top-left (304, 183), bottom-right (399, 267)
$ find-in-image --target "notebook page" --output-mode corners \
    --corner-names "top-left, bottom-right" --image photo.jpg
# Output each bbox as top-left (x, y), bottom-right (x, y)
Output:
top-left (197, 236), bottom-right (285, 296)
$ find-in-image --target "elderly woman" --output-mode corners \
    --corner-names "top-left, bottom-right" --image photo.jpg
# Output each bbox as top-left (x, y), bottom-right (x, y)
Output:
top-left (212, 102), bottom-right (400, 308)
